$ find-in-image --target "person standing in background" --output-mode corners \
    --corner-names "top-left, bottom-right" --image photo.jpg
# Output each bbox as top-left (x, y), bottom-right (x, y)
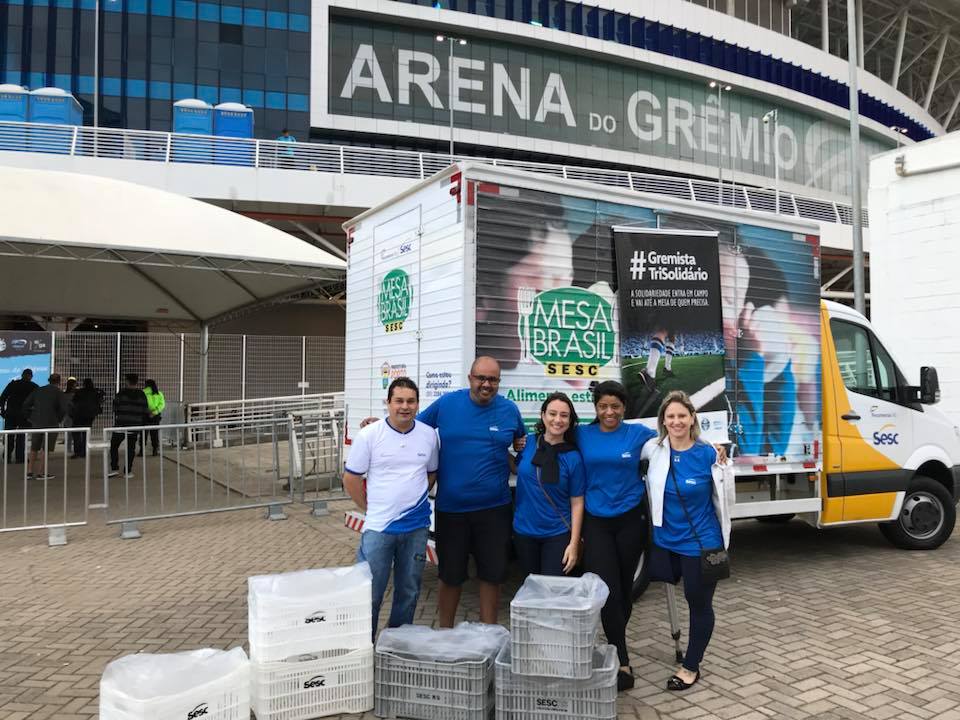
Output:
top-left (1, 368), bottom-right (38, 463)
top-left (21, 373), bottom-right (68, 480)
top-left (140, 379), bottom-right (165, 456)
top-left (69, 378), bottom-right (103, 458)
top-left (109, 374), bottom-right (149, 477)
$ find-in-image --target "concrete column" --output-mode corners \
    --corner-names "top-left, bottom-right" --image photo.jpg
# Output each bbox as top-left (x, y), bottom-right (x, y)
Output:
top-left (821, 0), bottom-right (829, 53)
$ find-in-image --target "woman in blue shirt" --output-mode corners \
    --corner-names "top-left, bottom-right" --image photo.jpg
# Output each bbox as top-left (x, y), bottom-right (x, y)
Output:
top-left (513, 392), bottom-right (585, 577)
top-left (578, 380), bottom-right (657, 692)
top-left (644, 390), bottom-right (729, 692)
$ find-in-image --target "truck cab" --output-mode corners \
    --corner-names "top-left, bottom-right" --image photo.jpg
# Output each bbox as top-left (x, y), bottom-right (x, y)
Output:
top-left (819, 300), bottom-right (959, 548)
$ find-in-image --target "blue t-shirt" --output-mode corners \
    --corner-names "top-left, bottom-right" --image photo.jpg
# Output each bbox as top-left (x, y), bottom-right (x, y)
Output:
top-left (513, 433), bottom-right (586, 539)
top-left (578, 422), bottom-right (656, 517)
top-left (653, 442), bottom-right (722, 557)
top-left (417, 389), bottom-right (525, 513)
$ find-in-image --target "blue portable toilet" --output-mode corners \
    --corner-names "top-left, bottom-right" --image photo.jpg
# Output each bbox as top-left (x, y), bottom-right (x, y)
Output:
top-left (171, 98), bottom-right (213, 164)
top-left (213, 102), bottom-right (255, 167)
top-left (0, 84), bottom-right (29, 152)
top-left (28, 87), bottom-right (82, 154)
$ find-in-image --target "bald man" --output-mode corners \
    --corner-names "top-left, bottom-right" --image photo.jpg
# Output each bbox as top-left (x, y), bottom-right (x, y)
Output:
top-left (417, 356), bottom-right (526, 626)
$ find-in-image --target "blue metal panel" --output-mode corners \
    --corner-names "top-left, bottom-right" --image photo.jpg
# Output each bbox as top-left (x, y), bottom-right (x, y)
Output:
top-left (570, 3), bottom-right (582, 34)
top-left (616, 13), bottom-right (630, 44)
top-left (127, 79), bottom-right (146, 97)
top-left (602, 10), bottom-right (614, 40)
top-left (221, 5), bottom-right (242, 24)
top-left (585, 5), bottom-right (598, 38)
top-left (265, 91), bottom-right (285, 109)
top-left (198, 2), bottom-right (218, 20)
top-left (244, 8), bottom-right (265, 25)
top-left (152, 0), bottom-right (172, 16)
top-left (149, 80), bottom-right (171, 99)
top-left (288, 13), bottom-right (307, 31)
top-left (266, 10), bottom-right (286, 28)
top-left (220, 87), bottom-right (242, 103)
top-left (174, 0), bottom-right (195, 18)
top-left (287, 93), bottom-right (307, 111)
top-left (645, 20), bottom-right (659, 52)
top-left (551, 0), bottom-right (565, 31)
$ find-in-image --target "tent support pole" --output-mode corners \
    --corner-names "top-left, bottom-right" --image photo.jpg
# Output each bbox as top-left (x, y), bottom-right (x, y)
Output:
top-left (199, 323), bottom-right (210, 403)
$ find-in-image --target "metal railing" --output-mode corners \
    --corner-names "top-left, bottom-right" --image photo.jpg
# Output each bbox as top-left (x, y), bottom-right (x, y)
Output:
top-left (0, 120), bottom-right (867, 227)
top-left (0, 427), bottom-right (90, 545)
top-left (101, 418), bottom-right (294, 538)
top-left (185, 392), bottom-right (344, 425)
top-left (287, 409), bottom-right (345, 514)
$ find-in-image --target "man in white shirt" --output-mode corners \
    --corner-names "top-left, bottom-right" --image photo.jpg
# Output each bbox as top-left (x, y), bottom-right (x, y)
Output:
top-left (343, 377), bottom-right (439, 637)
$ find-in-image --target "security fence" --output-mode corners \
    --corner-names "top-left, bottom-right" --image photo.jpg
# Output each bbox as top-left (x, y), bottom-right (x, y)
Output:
top-left (0, 330), bottom-right (344, 431)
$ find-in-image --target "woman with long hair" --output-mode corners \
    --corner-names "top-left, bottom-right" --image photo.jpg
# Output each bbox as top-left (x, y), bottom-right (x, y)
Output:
top-left (512, 392), bottom-right (585, 577)
top-left (578, 380), bottom-right (657, 691)
top-left (643, 390), bottom-right (731, 691)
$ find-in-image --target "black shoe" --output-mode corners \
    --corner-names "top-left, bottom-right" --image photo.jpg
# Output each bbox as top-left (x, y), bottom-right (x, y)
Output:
top-left (617, 668), bottom-right (635, 692)
top-left (151, 449), bottom-right (159, 456)
top-left (638, 369), bottom-right (656, 390)
top-left (666, 671), bottom-right (700, 691)
top-left (663, 368), bottom-right (675, 378)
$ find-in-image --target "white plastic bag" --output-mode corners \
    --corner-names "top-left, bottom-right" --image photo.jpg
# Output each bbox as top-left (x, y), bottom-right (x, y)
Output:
top-left (376, 622), bottom-right (508, 663)
top-left (248, 561), bottom-right (372, 606)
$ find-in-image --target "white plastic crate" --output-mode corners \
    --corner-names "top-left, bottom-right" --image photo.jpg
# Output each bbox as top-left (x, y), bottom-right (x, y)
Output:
top-left (99, 647), bottom-right (249, 720)
top-left (251, 645), bottom-right (374, 720)
top-left (509, 573), bottom-right (608, 680)
top-left (248, 562), bottom-right (371, 661)
top-left (374, 623), bottom-right (508, 720)
top-left (495, 643), bottom-right (617, 720)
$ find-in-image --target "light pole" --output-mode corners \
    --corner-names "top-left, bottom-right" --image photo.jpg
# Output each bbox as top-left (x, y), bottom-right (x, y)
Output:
top-left (436, 34), bottom-right (467, 162)
top-left (763, 109), bottom-right (779, 214)
top-left (709, 80), bottom-right (732, 205)
top-left (93, 0), bottom-right (99, 127)
top-left (890, 125), bottom-right (909, 148)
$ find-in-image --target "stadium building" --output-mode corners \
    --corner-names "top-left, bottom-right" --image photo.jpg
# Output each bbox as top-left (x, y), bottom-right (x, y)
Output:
top-left (2, 0), bottom-right (960, 326)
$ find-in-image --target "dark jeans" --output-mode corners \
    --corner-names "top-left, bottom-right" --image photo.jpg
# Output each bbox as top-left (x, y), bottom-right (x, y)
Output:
top-left (582, 501), bottom-right (648, 667)
top-left (110, 430), bottom-right (139, 472)
top-left (513, 531), bottom-right (570, 577)
top-left (71, 416), bottom-right (95, 457)
top-left (652, 546), bottom-right (718, 673)
top-left (4, 415), bottom-right (27, 462)
top-left (138, 415), bottom-right (161, 453)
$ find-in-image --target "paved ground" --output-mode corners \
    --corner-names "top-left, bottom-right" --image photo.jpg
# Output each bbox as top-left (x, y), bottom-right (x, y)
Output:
top-left (1, 499), bottom-right (959, 720)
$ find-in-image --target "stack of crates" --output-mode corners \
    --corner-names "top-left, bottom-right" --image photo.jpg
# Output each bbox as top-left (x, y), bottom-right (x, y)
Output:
top-left (374, 622), bottom-right (509, 720)
top-left (248, 562), bottom-right (374, 719)
top-left (497, 573), bottom-right (617, 720)
top-left (99, 647), bottom-right (250, 720)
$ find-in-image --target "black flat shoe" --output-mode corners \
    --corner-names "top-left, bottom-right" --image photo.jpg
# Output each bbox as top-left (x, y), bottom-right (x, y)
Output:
top-left (666, 671), bottom-right (700, 691)
top-left (617, 668), bottom-right (635, 692)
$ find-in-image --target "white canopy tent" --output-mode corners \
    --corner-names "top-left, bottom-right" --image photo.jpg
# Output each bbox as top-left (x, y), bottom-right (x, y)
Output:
top-left (0, 166), bottom-right (346, 399)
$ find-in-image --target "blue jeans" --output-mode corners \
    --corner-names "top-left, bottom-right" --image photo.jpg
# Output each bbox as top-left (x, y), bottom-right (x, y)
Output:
top-left (356, 526), bottom-right (429, 638)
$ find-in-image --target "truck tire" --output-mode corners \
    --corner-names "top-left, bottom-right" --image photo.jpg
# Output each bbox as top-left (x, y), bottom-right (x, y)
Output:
top-left (756, 513), bottom-right (796, 524)
top-left (630, 550), bottom-right (651, 601)
top-left (878, 476), bottom-right (956, 550)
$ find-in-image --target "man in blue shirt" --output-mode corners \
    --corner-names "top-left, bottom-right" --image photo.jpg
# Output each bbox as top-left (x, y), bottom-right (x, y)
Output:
top-left (418, 356), bottom-right (526, 626)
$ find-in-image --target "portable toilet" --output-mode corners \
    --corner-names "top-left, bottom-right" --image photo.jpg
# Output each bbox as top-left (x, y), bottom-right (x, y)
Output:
top-left (171, 98), bottom-right (213, 164)
top-left (213, 102), bottom-right (254, 167)
top-left (28, 87), bottom-right (82, 154)
top-left (0, 84), bottom-right (29, 152)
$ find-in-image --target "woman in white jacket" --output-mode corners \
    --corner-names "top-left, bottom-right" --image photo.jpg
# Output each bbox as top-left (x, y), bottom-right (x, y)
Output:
top-left (642, 390), bottom-right (733, 691)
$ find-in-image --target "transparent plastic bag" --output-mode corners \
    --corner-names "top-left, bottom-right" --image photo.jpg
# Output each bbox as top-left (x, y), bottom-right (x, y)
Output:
top-left (511, 572), bottom-right (609, 611)
top-left (100, 646), bottom-right (249, 701)
top-left (375, 622), bottom-right (508, 663)
top-left (248, 561), bottom-right (372, 604)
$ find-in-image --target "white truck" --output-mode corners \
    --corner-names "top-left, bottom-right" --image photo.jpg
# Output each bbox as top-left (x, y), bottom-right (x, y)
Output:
top-left (343, 162), bottom-right (960, 595)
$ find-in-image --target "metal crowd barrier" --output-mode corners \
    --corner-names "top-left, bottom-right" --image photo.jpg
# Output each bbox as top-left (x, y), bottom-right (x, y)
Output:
top-left (287, 408), bottom-right (345, 516)
top-left (100, 417), bottom-right (294, 539)
top-left (0, 427), bottom-right (90, 546)
top-left (184, 393), bottom-right (344, 445)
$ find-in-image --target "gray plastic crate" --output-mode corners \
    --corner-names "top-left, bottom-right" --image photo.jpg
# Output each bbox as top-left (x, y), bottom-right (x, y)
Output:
top-left (495, 643), bottom-right (617, 720)
top-left (509, 575), bottom-right (607, 679)
top-left (374, 649), bottom-right (494, 720)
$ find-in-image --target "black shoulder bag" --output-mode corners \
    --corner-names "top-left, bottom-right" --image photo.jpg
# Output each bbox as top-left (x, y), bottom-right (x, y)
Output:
top-left (668, 449), bottom-right (730, 583)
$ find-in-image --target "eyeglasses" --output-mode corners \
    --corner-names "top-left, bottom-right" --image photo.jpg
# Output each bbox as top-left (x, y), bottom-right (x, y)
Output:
top-left (471, 374), bottom-right (501, 385)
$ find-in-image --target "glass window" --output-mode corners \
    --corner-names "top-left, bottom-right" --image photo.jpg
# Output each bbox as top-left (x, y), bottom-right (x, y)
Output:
top-left (220, 23), bottom-right (243, 44)
top-left (244, 26), bottom-right (265, 47)
top-left (831, 320), bottom-right (876, 396)
top-left (873, 338), bottom-right (900, 403)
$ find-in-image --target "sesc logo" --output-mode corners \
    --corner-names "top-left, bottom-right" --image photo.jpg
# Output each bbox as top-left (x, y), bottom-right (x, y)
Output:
top-left (187, 704), bottom-right (209, 720)
top-left (535, 697), bottom-right (569, 712)
top-left (304, 611), bottom-right (327, 624)
top-left (304, 675), bottom-right (327, 689)
top-left (872, 423), bottom-right (900, 446)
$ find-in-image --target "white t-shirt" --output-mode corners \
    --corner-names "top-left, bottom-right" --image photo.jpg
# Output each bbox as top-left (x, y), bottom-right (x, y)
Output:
top-left (344, 419), bottom-right (439, 533)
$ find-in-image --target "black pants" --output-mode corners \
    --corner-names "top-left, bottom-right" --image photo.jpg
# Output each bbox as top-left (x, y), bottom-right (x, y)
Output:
top-left (110, 430), bottom-right (139, 472)
top-left (4, 415), bottom-right (27, 462)
top-left (138, 415), bottom-right (161, 453)
top-left (582, 501), bottom-right (648, 667)
top-left (71, 416), bottom-right (95, 457)
top-left (650, 546), bottom-right (717, 673)
top-left (514, 531), bottom-right (570, 577)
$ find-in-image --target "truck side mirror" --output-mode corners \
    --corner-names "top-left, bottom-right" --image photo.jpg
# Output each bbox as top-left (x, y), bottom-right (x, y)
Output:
top-left (920, 366), bottom-right (940, 405)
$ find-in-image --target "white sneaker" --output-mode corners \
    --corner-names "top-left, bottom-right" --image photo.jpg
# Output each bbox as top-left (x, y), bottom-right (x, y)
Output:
top-left (107, 470), bottom-right (119, 478)
top-left (36, 474), bottom-right (55, 481)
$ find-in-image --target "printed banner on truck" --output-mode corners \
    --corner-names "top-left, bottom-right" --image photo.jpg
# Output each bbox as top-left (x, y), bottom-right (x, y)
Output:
top-left (613, 228), bottom-right (728, 430)
top-left (473, 183), bottom-right (821, 462)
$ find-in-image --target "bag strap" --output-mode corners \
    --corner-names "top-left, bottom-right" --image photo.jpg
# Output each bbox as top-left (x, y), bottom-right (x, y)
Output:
top-left (667, 446), bottom-right (705, 552)
top-left (534, 447), bottom-right (573, 534)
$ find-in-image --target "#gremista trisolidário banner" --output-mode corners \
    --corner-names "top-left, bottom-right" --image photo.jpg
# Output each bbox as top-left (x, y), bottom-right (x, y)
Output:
top-left (612, 228), bottom-right (728, 437)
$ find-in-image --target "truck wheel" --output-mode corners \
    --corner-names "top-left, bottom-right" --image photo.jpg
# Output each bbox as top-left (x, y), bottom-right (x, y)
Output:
top-left (630, 550), bottom-right (650, 601)
top-left (879, 476), bottom-right (956, 550)
top-left (756, 514), bottom-right (796, 524)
